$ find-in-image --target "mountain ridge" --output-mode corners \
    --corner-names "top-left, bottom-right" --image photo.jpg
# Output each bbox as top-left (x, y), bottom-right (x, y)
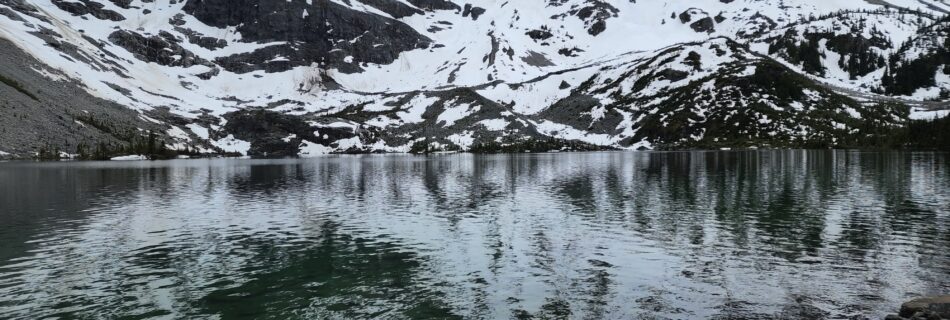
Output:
top-left (0, 0), bottom-right (948, 158)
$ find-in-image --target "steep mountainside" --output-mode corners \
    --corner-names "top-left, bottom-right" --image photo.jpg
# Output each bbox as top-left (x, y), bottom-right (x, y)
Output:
top-left (0, 0), bottom-right (948, 158)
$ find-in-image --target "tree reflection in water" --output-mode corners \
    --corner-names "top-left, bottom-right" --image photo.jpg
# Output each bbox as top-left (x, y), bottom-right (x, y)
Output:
top-left (0, 151), bottom-right (947, 319)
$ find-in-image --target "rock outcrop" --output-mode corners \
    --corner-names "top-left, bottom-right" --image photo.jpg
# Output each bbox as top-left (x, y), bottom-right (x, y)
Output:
top-left (182, 0), bottom-right (434, 73)
top-left (886, 296), bottom-right (950, 320)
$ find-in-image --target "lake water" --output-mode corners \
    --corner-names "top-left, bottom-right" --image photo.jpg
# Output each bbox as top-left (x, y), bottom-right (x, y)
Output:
top-left (0, 151), bottom-right (948, 319)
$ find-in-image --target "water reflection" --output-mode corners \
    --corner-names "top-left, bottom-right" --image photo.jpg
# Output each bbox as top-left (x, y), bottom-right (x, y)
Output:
top-left (0, 151), bottom-right (947, 319)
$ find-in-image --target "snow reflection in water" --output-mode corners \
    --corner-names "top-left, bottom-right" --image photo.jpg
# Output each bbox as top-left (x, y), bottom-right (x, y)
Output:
top-left (0, 151), bottom-right (948, 319)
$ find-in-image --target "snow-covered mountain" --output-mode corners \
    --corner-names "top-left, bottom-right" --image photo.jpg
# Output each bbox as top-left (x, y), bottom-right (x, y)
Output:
top-left (0, 0), bottom-right (948, 158)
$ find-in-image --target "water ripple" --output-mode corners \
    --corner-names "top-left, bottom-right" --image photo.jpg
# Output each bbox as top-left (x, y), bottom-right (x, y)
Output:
top-left (0, 151), bottom-right (947, 319)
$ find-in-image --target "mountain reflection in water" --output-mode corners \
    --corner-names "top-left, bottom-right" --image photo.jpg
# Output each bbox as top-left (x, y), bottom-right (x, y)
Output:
top-left (0, 151), bottom-right (947, 319)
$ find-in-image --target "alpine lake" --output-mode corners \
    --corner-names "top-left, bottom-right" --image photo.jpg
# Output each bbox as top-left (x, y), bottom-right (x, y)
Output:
top-left (0, 150), bottom-right (948, 319)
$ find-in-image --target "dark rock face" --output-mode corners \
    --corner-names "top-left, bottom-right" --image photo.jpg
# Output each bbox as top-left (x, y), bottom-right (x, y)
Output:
top-left (539, 94), bottom-right (623, 135)
top-left (181, 0), bottom-right (433, 73)
top-left (51, 0), bottom-right (125, 21)
top-left (406, 0), bottom-right (460, 11)
top-left (679, 8), bottom-right (715, 33)
top-left (222, 109), bottom-right (319, 158)
top-left (895, 295), bottom-right (950, 319)
top-left (106, 0), bottom-right (132, 9)
top-left (526, 28), bottom-right (554, 41)
top-left (690, 17), bottom-right (716, 33)
top-left (521, 51), bottom-right (555, 67)
top-left (736, 12), bottom-right (777, 39)
top-left (173, 27), bottom-right (228, 50)
top-left (462, 4), bottom-right (486, 20)
top-left (558, 47), bottom-right (584, 57)
top-left (221, 108), bottom-right (384, 155)
top-left (323, 88), bottom-right (552, 151)
top-left (108, 30), bottom-right (215, 69)
top-left (549, 0), bottom-right (619, 36)
top-left (0, 6), bottom-right (25, 22)
top-left (0, 0), bottom-right (51, 23)
top-left (656, 68), bottom-right (689, 81)
top-left (355, 0), bottom-right (424, 18)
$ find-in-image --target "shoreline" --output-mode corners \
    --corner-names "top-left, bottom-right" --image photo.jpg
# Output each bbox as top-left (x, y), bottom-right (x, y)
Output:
top-left (2, 148), bottom-right (950, 163)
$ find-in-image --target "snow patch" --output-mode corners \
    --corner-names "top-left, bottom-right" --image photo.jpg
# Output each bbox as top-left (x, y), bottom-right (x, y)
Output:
top-left (212, 135), bottom-right (251, 155)
top-left (111, 155), bottom-right (148, 161)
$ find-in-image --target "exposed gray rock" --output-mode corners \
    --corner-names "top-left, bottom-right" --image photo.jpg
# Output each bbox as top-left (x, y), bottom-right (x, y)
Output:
top-left (108, 30), bottom-right (214, 68)
top-left (538, 94), bottom-right (622, 135)
top-left (521, 51), bottom-right (555, 67)
top-left (173, 27), bottom-right (227, 50)
top-left (690, 17), bottom-right (716, 33)
top-left (221, 109), bottom-right (322, 158)
top-left (680, 8), bottom-right (716, 33)
top-left (0, 6), bottom-right (25, 22)
top-left (896, 295), bottom-right (950, 319)
top-left (182, 0), bottom-right (433, 74)
top-left (51, 0), bottom-right (125, 21)
top-left (0, 39), bottom-right (164, 158)
top-left (354, 0), bottom-right (424, 18)
top-left (462, 4), bottom-right (485, 20)
top-left (0, 0), bottom-right (51, 23)
top-left (549, 0), bottom-right (619, 36)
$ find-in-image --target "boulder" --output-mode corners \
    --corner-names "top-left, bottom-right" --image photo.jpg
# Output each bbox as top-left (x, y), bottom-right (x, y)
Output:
top-left (899, 296), bottom-right (950, 319)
